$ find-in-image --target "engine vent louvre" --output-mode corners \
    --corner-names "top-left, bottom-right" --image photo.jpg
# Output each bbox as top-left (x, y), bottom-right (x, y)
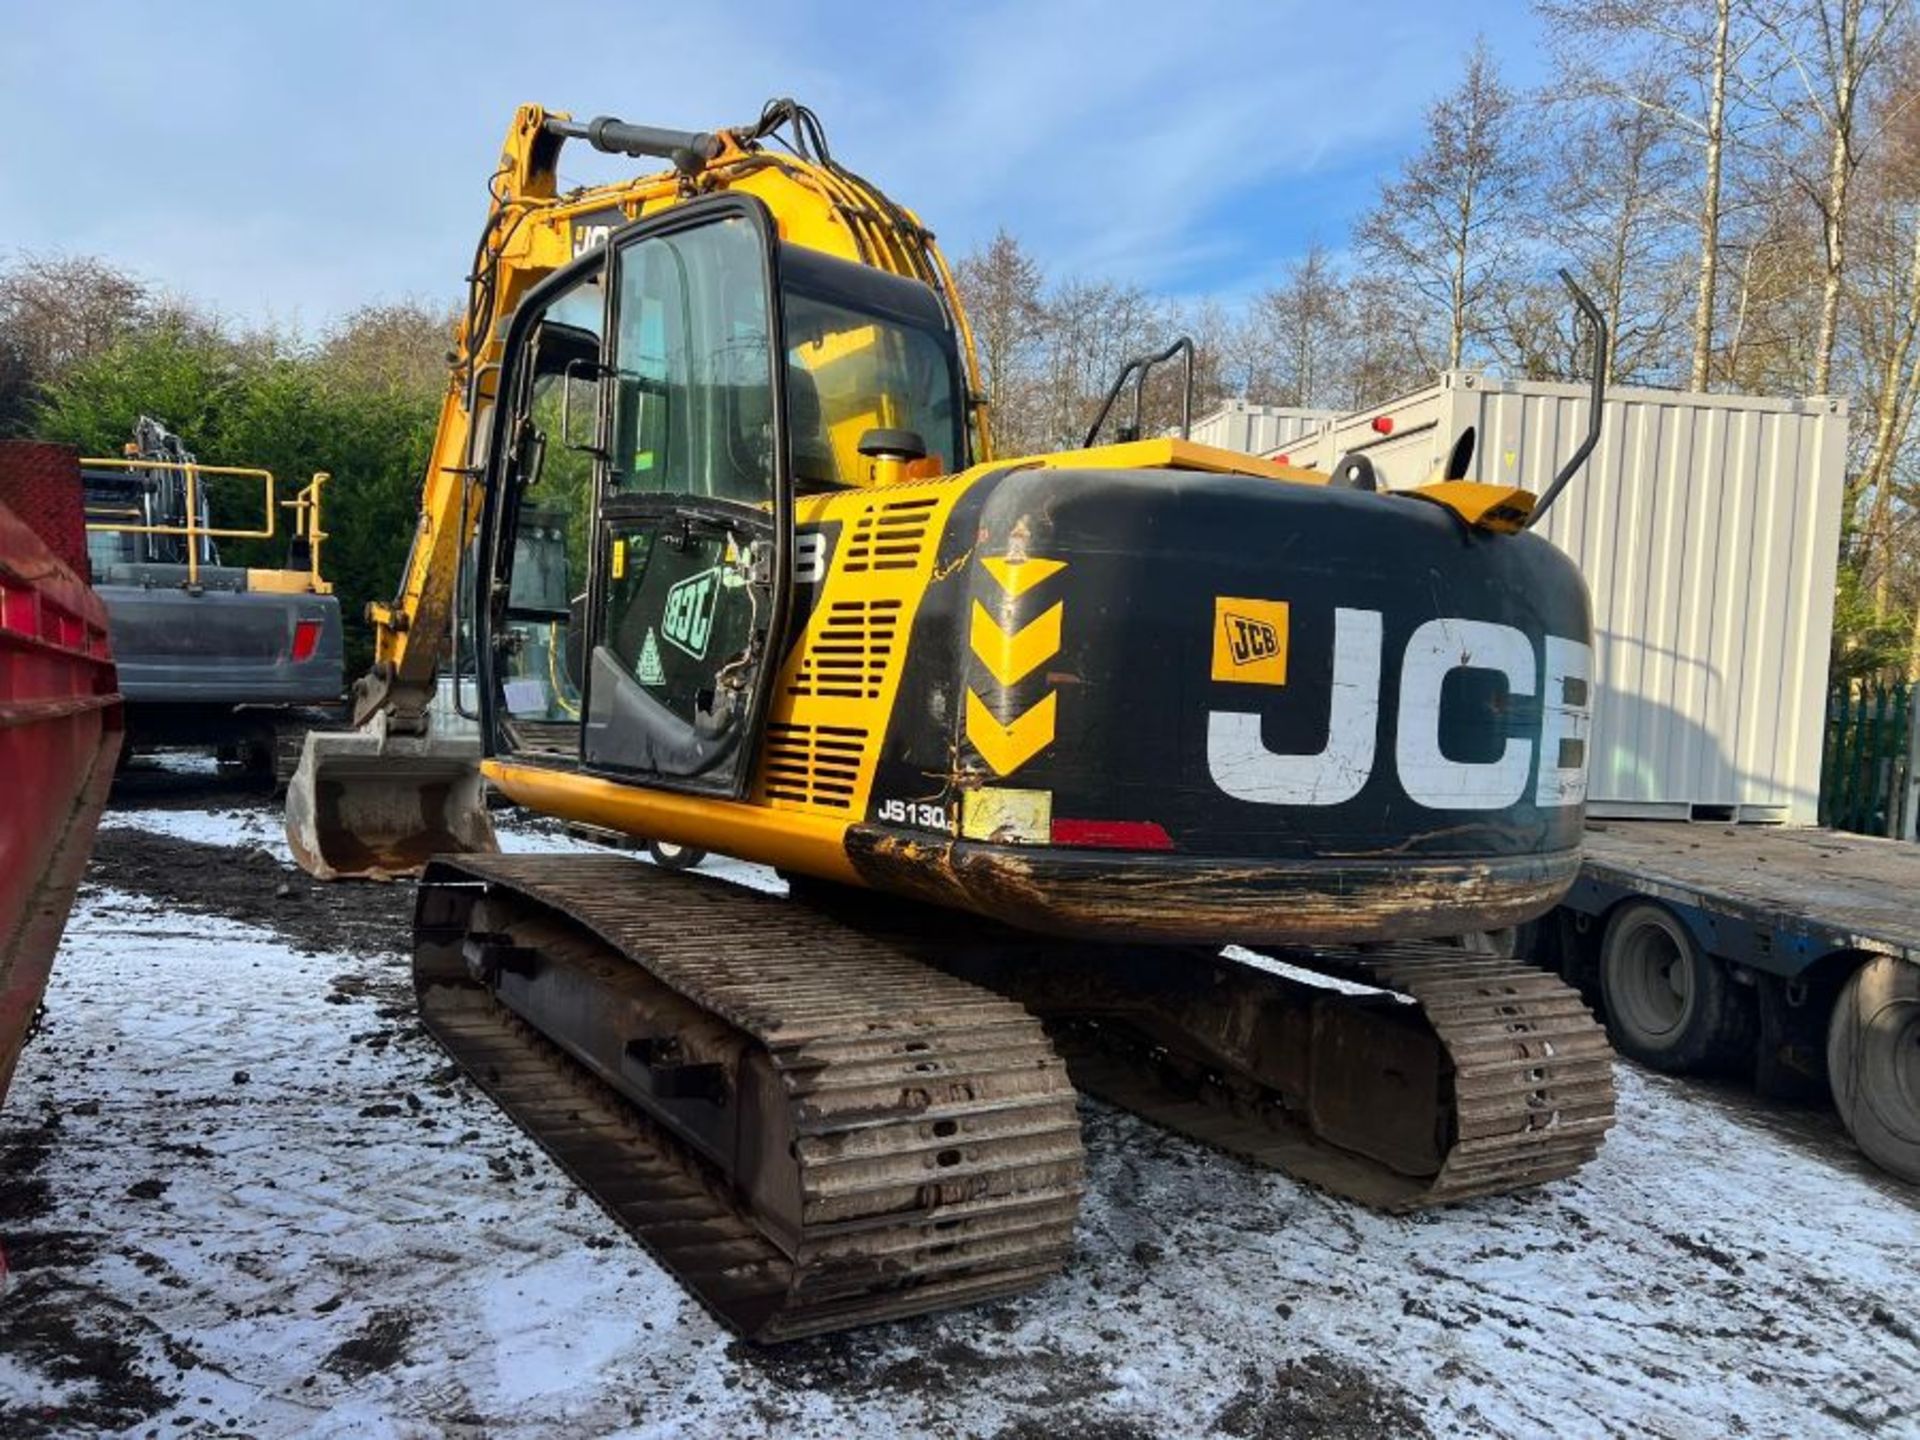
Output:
top-left (788, 598), bottom-right (903, 700)
top-left (762, 722), bottom-right (867, 809)
top-left (843, 495), bottom-right (939, 573)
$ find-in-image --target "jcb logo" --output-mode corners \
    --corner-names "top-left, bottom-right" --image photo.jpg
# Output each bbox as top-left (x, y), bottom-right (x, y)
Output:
top-left (1211, 597), bottom-right (1289, 686)
top-left (1207, 608), bottom-right (1592, 812)
top-left (570, 208), bottom-right (626, 259)
top-left (1228, 616), bottom-right (1279, 663)
top-left (572, 222), bottom-right (613, 258)
top-left (662, 568), bottom-right (720, 659)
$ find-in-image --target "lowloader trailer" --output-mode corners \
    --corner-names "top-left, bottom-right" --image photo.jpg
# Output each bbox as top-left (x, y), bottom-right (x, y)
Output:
top-left (1538, 821), bottom-right (1920, 1184)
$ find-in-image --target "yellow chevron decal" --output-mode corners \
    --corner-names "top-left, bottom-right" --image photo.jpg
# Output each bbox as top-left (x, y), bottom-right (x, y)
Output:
top-left (966, 689), bottom-right (1057, 776)
top-left (980, 554), bottom-right (1067, 598)
top-left (970, 600), bottom-right (1063, 687)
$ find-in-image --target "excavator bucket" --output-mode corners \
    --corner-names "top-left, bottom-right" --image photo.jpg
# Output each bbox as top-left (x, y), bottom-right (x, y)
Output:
top-left (284, 727), bottom-right (498, 881)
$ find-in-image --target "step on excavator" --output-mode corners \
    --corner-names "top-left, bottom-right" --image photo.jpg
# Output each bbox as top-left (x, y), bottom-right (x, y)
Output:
top-left (287, 100), bottom-right (1618, 1340)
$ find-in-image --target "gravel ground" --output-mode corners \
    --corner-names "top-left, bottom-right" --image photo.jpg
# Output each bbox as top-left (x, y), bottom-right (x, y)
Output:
top-left (0, 760), bottom-right (1915, 1438)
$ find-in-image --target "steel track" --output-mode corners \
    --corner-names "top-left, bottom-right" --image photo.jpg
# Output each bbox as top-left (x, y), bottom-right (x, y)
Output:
top-left (414, 853), bottom-right (1085, 1342)
top-left (1053, 944), bottom-right (1617, 1211)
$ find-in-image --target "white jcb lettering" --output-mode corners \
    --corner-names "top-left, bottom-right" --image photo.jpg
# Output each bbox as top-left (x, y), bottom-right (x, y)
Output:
top-left (1396, 618), bottom-right (1536, 811)
top-left (795, 529), bottom-right (828, 585)
top-left (1205, 607), bottom-right (1593, 813)
top-left (1535, 636), bottom-right (1592, 808)
top-left (1206, 608), bottom-right (1383, 806)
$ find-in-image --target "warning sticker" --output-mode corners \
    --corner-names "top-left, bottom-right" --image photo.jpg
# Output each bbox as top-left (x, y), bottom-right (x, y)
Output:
top-left (1211, 597), bottom-right (1289, 686)
top-left (637, 628), bottom-right (665, 686)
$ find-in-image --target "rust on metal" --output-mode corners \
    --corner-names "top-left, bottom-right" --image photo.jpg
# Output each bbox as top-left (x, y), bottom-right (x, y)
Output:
top-left (844, 826), bottom-right (1580, 946)
top-left (1045, 944), bottom-right (1617, 1211)
top-left (795, 889), bottom-right (1615, 1212)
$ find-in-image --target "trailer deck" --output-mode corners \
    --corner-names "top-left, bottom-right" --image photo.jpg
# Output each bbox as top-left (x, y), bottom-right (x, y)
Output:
top-left (1570, 821), bottom-right (1920, 977)
top-left (1556, 820), bottom-right (1920, 1185)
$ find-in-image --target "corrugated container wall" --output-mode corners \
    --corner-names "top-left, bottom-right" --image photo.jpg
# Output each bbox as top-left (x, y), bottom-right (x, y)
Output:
top-left (1188, 401), bottom-right (1336, 457)
top-left (1258, 372), bottom-right (1847, 824)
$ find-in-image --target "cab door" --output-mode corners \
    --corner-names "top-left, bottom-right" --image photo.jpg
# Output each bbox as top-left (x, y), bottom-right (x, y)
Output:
top-left (579, 197), bottom-right (793, 795)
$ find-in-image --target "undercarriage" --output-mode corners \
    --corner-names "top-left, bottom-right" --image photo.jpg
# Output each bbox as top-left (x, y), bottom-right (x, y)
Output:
top-left (415, 853), bottom-right (1615, 1340)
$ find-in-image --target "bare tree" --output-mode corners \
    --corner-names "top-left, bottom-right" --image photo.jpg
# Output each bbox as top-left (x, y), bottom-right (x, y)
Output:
top-left (1335, 273), bottom-right (1430, 407)
top-left (1758, 0), bottom-right (1911, 394)
top-left (1709, 136), bottom-right (1829, 392)
top-left (1842, 29), bottom-right (1920, 628)
top-left (1539, 0), bottom-right (1779, 390)
top-left (1241, 244), bottom-right (1350, 405)
top-left (1355, 39), bottom-right (1534, 372)
top-left (954, 230), bottom-right (1049, 456)
top-left (0, 253), bottom-right (154, 428)
top-left (1166, 295), bottom-right (1239, 426)
top-left (1532, 77), bottom-right (1695, 384)
top-left (1037, 277), bottom-right (1167, 448)
top-left (319, 301), bottom-right (458, 399)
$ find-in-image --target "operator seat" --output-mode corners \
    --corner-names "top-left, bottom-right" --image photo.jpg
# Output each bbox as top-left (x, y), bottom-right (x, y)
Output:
top-left (787, 366), bottom-right (841, 491)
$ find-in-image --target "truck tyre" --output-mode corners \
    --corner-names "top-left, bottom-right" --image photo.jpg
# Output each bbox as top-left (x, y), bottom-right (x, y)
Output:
top-left (1599, 901), bottom-right (1746, 1073)
top-left (647, 840), bottom-right (706, 872)
top-left (1827, 956), bottom-right (1920, 1184)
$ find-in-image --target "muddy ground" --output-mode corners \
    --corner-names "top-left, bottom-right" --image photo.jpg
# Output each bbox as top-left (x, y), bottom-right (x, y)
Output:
top-left (1, 762), bottom-right (1916, 1437)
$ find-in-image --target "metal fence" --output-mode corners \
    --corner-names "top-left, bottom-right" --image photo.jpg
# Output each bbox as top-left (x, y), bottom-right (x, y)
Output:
top-left (1821, 679), bottom-right (1919, 839)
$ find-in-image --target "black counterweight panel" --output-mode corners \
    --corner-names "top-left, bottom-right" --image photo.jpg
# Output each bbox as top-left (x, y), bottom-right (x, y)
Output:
top-left (868, 465), bottom-right (1591, 870)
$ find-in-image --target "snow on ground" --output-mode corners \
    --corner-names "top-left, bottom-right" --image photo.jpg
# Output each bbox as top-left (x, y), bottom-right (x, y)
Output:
top-left (2, 793), bottom-right (1917, 1438)
top-left (98, 804), bottom-right (293, 861)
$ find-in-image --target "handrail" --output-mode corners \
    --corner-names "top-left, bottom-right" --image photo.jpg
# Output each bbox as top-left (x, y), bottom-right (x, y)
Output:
top-left (80, 457), bottom-right (330, 592)
top-left (1082, 336), bottom-right (1196, 449)
top-left (1525, 271), bottom-right (1609, 529)
top-left (284, 473), bottom-right (332, 594)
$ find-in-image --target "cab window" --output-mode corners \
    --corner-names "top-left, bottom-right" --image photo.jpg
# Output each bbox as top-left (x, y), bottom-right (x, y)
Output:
top-left (784, 293), bottom-right (961, 487)
top-left (606, 215), bottom-right (773, 504)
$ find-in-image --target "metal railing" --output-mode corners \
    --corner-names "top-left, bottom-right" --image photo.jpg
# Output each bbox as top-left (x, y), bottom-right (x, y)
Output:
top-left (81, 456), bottom-right (331, 592)
top-left (1821, 678), bottom-right (1918, 840)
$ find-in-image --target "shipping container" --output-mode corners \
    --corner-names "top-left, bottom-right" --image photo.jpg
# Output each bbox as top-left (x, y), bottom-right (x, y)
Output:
top-left (1262, 372), bottom-right (1847, 824)
top-left (1188, 400), bottom-right (1336, 458)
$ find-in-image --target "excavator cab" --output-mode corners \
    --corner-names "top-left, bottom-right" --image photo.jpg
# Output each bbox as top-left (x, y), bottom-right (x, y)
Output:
top-left (290, 188), bottom-right (971, 877)
top-left (485, 194), bottom-right (965, 793)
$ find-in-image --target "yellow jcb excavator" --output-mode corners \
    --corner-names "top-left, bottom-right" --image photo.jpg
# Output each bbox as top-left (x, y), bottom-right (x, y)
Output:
top-left (286, 99), bottom-right (1617, 1341)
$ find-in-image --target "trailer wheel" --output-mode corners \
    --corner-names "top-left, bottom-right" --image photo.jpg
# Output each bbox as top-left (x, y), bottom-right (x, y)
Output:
top-left (1827, 956), bottom-right (1920, 1184)
top-left (647, 841), bottom-right (706, 872)
top-left (1599, 902), bottom-right (1744, 1072)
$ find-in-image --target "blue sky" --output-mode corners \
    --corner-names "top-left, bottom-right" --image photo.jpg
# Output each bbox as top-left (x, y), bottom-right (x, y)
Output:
top-left (1, 0), bottom-right (1550, 331)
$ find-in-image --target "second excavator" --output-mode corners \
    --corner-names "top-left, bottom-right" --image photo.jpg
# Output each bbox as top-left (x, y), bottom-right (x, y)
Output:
top-left (287, 100), bottom-right (1616, 1340)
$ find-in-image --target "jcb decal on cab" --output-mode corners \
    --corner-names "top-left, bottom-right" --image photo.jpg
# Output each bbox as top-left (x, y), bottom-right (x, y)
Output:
top-left (1207, 609), bottom-right (1591, 811)
top-left (661, 568), bottom-right (720, 659)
